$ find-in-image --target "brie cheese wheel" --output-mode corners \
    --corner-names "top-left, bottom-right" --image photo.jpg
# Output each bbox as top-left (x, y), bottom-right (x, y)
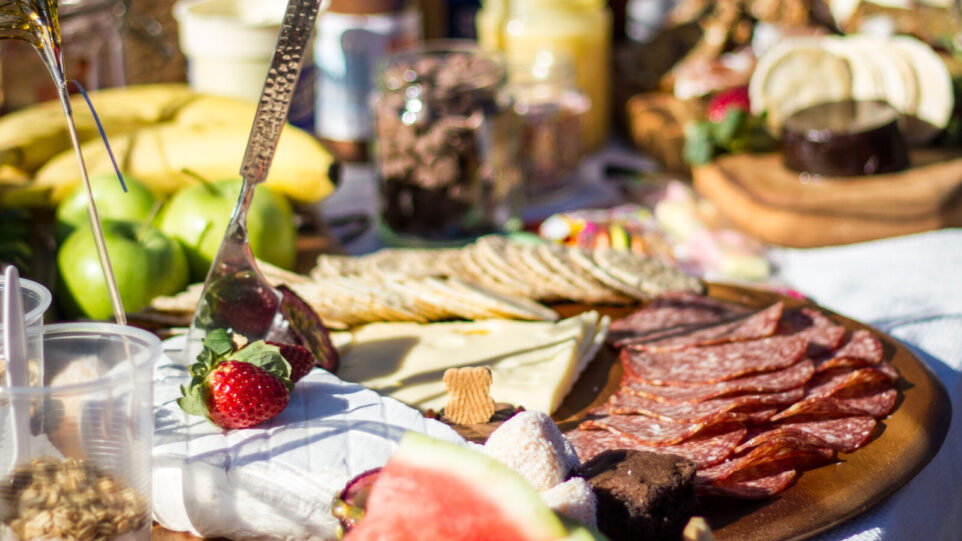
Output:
top-left (152, 337), bottom-right (466, 541)
top-left (335, 312), bottom-right (608, 415)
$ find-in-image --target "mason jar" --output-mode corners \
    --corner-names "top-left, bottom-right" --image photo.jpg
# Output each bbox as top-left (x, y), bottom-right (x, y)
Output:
top-left (372, 40), bottom-right (522, 246)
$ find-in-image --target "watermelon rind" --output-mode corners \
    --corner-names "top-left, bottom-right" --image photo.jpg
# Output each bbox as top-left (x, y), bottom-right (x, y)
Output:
top-left (558, 516), bottom-right (609, 541)
top-left (390, 432), bottom-right (570, 540)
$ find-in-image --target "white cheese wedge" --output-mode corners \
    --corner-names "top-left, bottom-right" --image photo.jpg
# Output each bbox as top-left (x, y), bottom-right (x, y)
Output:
top-left (335, 312), bottom-right (607, 415)
top-left (152, 337), bottom-right (466, 541)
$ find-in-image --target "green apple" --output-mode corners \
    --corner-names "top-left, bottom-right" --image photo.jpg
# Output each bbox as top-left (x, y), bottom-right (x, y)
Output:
top-left (156, 178), bottom-right (297, 282)
top-left (55, 173), bottom-right (158, 238)
top-left (57, 220), bottom-right (189, 320)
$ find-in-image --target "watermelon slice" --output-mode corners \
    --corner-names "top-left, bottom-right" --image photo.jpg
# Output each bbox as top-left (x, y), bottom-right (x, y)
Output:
top-left (343, 432), bottom-right (606, 541)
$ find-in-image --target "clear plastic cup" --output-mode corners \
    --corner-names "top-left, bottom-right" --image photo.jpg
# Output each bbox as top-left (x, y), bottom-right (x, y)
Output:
top-left (0, 275), bottom-right (52, 384)
top-left (0, 275), bottom-right (52, 329)
top-left (0, 323), bottom-right (161, 540)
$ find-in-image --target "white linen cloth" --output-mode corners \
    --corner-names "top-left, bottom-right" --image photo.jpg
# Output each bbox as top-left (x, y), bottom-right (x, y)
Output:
top-left (152, 336), bottom-right (466, 540)
top-left (770, 229), bottom-right (962, 541)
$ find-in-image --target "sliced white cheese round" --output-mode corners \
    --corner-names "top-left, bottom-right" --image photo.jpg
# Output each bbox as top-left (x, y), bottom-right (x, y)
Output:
top-left (823, 36), bottom-right (885, 102)
top-left (749, 37), bottom-right (852, 128)
top-left (888, 35), bottom-right (954, 131)
top-left (855, 35), bottom-right (920, 116)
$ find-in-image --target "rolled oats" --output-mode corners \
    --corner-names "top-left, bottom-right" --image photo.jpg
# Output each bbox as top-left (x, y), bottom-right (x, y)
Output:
top-left (1, 456), bottom-right (147, 540)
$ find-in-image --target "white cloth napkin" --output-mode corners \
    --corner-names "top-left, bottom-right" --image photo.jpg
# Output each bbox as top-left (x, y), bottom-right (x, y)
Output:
top-left (152, 336), bottom-right (466, 540)
top-left (769, 229), bottom-right (962, 541)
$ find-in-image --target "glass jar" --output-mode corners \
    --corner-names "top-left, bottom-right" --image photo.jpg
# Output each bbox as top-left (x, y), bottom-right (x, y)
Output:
top-left (509, 51), bottom-right (590, 202)
top-left (372, 41), bottom-right (522, 246)
top-left (477, 0), bottom-right (612, 151)
top-left (314, 0), bottom-right (422, 163)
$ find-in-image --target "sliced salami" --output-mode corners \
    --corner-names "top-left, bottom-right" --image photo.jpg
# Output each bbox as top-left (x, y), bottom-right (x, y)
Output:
top-left (622, 360), bottom-right (815, 403)
top-left (803, 366), bottom-right (899, 402)
top-left (603, 388), bottom-right (803, 423)
top-left (564, 424), bottom-right (746, 468)
top-left (622, 302), bottom-right (784, 351)
top-left (771, 384), bottom-right (897, 421)
top-left (737, 415), bottom-right (877, 453)
top-left (778, 308), bottom-right (847, 358)
top-left (776, 391), bottom-right (896, 421)
top-left (621, 333), bottom-right (807, 386)
top-left (697, 437), bottom-right (835, 484)
top-left (697, 467), bottom-right (797, 500)
top-left (578, 414), bottom-right (726, 446)
top-left (815, 330), bottom-right (884, 372)
top-left (609, 293), bottom-right (751, 346)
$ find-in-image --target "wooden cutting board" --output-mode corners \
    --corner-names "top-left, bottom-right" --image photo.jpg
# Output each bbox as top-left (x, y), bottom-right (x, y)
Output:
top-left (692, 149), bottom-right (962, 247)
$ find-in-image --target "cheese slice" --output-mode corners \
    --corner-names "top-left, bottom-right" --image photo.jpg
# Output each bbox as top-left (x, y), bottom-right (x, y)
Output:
top-left (335, 312), bottom-right (607, 415)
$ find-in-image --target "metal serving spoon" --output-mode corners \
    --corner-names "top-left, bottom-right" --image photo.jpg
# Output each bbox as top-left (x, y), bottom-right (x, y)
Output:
top-left (182, 0), bottom-right (326, 362)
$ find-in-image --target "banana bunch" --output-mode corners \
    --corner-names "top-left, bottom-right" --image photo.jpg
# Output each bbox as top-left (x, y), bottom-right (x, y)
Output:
top-left (0, 84), bottom-right (336, 206)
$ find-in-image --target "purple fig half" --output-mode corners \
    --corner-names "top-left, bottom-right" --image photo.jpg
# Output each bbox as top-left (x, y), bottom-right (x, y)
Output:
top-left (276, 284), bottom-right (339, 373)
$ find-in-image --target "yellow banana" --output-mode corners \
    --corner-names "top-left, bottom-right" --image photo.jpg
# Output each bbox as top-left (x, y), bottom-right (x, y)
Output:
top-left (35, 122), bottom-right (334, 203)
top-left (2, 84), bottom-right (335, 206)
top-left (0, 84), bottom-right (196, 174)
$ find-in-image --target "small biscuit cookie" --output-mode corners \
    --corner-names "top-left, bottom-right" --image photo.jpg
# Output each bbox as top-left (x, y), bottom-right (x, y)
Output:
top-left (443, 366), bottom-right (496, 425)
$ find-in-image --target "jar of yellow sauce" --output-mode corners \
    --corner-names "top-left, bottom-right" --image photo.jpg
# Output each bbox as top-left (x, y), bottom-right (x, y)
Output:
top-left (477, 0), bottom-right (612, 151)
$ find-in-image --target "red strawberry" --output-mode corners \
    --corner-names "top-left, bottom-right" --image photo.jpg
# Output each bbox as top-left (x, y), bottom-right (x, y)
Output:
top-left (265, 340), bottom-right (317, 382)
top-left (706, 86), bottom-right (750, 123)
top-left (179, 329), bottom-right (293, 429)
top-left (206, 360), bottom-right (290, 429)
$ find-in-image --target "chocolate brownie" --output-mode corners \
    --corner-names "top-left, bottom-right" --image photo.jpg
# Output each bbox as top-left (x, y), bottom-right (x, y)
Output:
top-left (576, 449), bottom-right (697, 541)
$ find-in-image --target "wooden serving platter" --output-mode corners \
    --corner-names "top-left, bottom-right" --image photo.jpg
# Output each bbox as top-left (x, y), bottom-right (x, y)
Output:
top-left (692, 150), bottom-right (962, 248)
top-left (153, 283), bottom-right (950, 541)
top-left (553, 283), bottom-right (951, 541)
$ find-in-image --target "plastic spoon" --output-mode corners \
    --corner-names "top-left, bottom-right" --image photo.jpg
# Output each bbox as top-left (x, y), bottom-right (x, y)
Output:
top-left (3, 265), bottom-right (31, 471)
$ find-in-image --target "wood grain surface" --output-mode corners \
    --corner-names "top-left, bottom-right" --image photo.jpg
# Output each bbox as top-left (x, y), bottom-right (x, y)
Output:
top-left (154, 284), bottom-right (951, 541)
top-left (692, 150), bottom-right (962, 248)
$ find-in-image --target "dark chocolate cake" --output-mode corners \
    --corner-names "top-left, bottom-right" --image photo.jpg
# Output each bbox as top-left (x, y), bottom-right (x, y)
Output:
top-left (576, 449), bottom-right (697, 541)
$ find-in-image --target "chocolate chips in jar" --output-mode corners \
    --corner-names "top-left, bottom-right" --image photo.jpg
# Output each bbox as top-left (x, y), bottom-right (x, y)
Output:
top-left (373, 42), bottom-right (522, 245)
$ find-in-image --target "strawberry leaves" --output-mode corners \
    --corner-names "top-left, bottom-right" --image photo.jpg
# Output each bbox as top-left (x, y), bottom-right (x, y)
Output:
top-left (684, 86), bottom-right (777, 166)
top-left (683, 109), bottom-right (776, 166)
top-left (177, 329), bottom-right (293, 425)
top-left (234, 340), bottom-right (293, 392)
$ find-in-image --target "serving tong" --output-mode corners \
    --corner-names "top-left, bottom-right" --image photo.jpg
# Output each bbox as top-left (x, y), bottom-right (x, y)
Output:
top-left (182, 0), bottom-right (326, 361)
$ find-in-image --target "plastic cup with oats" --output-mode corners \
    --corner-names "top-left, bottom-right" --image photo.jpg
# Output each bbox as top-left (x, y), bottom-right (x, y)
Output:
top-left (0, 323), bottom-right (161, 540)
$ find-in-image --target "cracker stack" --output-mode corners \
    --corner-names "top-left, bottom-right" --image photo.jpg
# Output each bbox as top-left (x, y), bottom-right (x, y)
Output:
top-left (149, 237), bottom-right (702, 329)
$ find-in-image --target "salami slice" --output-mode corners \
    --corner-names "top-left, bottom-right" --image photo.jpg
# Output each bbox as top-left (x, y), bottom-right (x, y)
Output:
top-left (622, 302), bottom-right (784, 351)
top-left (771, 373), bottom-right (898, 420)
top-left (815, 330), bottom-right (884, 372)
top-left (578, 414), bottom-right (729, 446)
top-left (698, 437), bottom-right (835, 484)
top-left (737, 415), bottom-right (877, 453)
top-left (609, 293), bottom-right (751, 346)
top-left (778, 308), bottom-right (847, 358)
top-left (621, 333), bottom-right (807, 386)
top-left (564, 424), bottom-right (746, 468)
top-left (603, 388), bottom-right (803, 422)
top-left (622, 359), bottom-right (815, 403)
top-left (803, 366), bottom-right (899, 402)
top-left (697, 467), bottom-right (797, 499)
top-left (771, 389), bottom-right (897, 421)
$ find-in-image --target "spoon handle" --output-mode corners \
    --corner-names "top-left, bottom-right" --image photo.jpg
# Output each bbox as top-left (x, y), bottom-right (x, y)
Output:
top-left (239, 0), bottom-right (323, 185)
top-left (3, 265), bottom-right (31, 469)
